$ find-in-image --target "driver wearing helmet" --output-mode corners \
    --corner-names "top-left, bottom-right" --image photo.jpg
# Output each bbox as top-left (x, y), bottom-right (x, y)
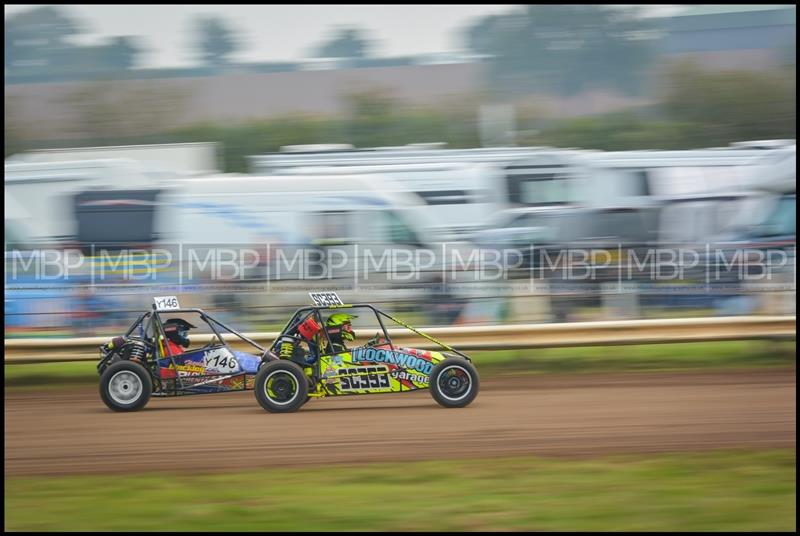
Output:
top-left (162, 318), bottom-right (196, 356)
top-left (325, 313), bottom-right (357, 353)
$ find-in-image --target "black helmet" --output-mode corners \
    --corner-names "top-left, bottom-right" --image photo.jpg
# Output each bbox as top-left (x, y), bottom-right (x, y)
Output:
top-left (163, 318), bottom-right (196, 348)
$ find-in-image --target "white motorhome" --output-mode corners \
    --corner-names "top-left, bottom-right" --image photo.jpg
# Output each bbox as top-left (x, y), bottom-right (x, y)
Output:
top-left (475, 146), bottom-right (783, 253)
top-left (738, 144), bottom-right (796, 195)
top-left (6, 142), bottom-right (220, 177)
top-left (4, 159), bottom-right (168, 246)
top-left (500, 147), bottom-right (781, 210)
top-left (587, 148), bottom-right (786, 197)
top-left (155, 173), bottom-right (469, 283)
top-left (250, 145), bottom-right (546, 239)
top-left (159, 173), bottom-right (433, 245)
top-left (250, 144), bottom-right (541, 172)
top-left (656, 192), bottom-right (767, 245)
top-left (727, 145), bottom-right (796, 241)
top-left (281, 162), bottom-right (505, 239)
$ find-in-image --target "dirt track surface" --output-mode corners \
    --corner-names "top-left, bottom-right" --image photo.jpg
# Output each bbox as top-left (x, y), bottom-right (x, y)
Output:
top-left (5, 369), bottom-right (796, 477)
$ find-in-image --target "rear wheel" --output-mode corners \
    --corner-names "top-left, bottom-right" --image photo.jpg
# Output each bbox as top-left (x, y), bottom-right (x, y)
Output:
top-left (429, 358), bottom-right (479, 408)
top-left (254, 360), bottom-right (309, 413)
top-left (99, 360), bottom-right (153, 412)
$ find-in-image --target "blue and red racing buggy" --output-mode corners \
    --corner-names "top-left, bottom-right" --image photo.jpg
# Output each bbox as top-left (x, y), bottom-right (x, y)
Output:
top-left (253, 292), bottom-right (479, 413)
top-left (97, 296), bottom-right (266, 411)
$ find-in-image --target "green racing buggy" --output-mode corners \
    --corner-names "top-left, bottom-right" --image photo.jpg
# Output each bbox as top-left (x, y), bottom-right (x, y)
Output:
top-left (254, 292), bottom-right (480, 412)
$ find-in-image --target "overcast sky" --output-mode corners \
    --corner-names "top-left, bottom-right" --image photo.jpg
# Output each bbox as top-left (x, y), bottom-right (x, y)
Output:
top-left (4, 4), bottom-right (684, 68)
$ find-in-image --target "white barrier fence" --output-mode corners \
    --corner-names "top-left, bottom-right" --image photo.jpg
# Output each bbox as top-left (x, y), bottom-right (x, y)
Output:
top-left (4, 316), bottom-right (795, 364)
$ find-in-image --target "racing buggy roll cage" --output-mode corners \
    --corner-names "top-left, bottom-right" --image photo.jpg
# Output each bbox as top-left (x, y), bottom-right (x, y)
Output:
top-left (271, 303), bottom-right (472, 371)
top-left (98, 302), bottom-right (473, 399)
top-left (97, 294), bottom-right (480, 412)
top-left (253, 301), bottom-right (480, 411)
top-left (97, 305), bottom-right (269, 397)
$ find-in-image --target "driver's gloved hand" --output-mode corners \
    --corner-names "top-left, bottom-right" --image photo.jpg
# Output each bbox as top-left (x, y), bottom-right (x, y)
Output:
top-left (367, 333), bottom-right (386, 346)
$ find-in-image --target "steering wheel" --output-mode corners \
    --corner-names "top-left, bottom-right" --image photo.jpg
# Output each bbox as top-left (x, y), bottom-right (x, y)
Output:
top-left (367, 332), bottom-right (385, 347)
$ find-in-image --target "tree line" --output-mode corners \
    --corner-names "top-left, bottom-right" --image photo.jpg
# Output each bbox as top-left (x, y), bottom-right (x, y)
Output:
top-left (7, 64), bottom-right (794, 171)
top-left (4, 5), bottom-right (795, 165)
top-left (4, 5), bottom-right (375, 82)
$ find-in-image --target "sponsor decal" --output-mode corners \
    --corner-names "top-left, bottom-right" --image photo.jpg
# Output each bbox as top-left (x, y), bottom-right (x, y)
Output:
top-left (321, 367), bottom-right (338, 384)
top-left (220, 375), bottom-right (246, 390)
top-left (390, 370), bottom-right (428, 384)
top-left (337, 366), bottom-right (391, 391)
top-left (351, 347), bottom-right (433, 375)
top-left (165, 363), bottom-right (205, 376)
top-left (203, 347), bottom-right (238, 372)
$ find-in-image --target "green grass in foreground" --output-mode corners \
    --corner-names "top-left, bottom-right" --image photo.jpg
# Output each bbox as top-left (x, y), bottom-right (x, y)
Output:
top-left (5, 360), bottom-right (101, 387)
top-left (4, 450), bottom-right (795, 531)
top-left (475, 339), bottom-right (796, 374)
top-left (4, 340), bottom-right (795, 388)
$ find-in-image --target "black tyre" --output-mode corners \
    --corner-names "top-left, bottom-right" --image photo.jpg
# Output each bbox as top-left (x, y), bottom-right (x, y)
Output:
top-left (254, 360), bottom-right (309, 413)
top-left (429, 357), bottom-right (479, 408)
top-left (99, 360), bottom-right (153, 412)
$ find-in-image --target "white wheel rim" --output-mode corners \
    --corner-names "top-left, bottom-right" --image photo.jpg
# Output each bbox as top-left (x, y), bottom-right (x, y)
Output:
top-left (109, 370), bottom-right (143, 405)
top-left (437, 365), bottom-right (472, 402)
top-left (264, 370), bottom-right (300, 406)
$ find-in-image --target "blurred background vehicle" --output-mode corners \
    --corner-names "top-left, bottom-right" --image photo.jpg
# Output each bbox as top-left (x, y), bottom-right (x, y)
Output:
top-left (702, 147), bottom-right (797, 315)
top-left (281, 161), bottom-right (505, 240)
top-left (5, 142), bottom-right (796, 335)
top-left (4, 4), bottom-right (796, 337)
top-left (5, 142), bottom-right (220, 176)
top-left (5, 158), bottom-right (169, 247)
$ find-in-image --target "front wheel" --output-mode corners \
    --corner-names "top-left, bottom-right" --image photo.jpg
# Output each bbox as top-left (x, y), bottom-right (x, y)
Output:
top-left (254, 360), bottom-right (309, 413)
top-left (429, 358), bottom-right (479, 408)
top-left (99, 360), bottom-right (153, 412)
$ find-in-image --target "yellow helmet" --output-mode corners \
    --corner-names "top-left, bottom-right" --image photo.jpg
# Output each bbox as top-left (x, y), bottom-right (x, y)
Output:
top-left (326, 313), bottom-right (357, 342)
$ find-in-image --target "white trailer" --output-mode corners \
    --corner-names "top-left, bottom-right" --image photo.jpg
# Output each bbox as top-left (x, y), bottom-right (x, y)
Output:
top-left (156, 173), bottom-right (467, 280)
top-left (281, 162), bottom-right (505, 239)
top-left (728, 145), bottom-right (796, 240)
top-left (159, 173), bottom-right (438, 245)
top-left (6, 142), bottom-right (220, 177)
top-left (500, 147), bottom-right (781, 210)
top-left (4, 159), bottom-right (167, 246)
top-left (656, 145), bottom-right (796, 244)
top-left (738, 145), bottom-right (796, 194)
top-left (476, 146), bottom-right (786, 248)
top-left (250, 144), bottom-right (541, 173)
